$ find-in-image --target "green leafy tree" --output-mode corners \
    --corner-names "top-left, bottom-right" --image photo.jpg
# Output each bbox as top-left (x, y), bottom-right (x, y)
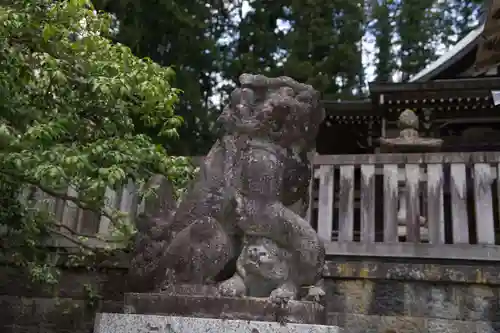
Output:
top-left (0, 0), bottom-right (194, 283)
top-left (224, 1), bottom-right (284, 81)
top-left (394, 0), bottom-right (483, 81)
top-left (283, 0), bottom-right (366, 98)
top-left (396, 0), bottom-right (441, 81)
top-left (437, 0), bottom-right (484, 48)
top-left (371, 0), bottom-right (397, 82)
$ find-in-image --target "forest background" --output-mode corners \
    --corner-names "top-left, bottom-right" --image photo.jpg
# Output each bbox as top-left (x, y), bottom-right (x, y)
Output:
top-left (95, 0), bottom-right (486, 155)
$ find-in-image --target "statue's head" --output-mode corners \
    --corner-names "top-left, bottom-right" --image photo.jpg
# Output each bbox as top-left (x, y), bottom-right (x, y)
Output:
top-left (219, 74), bottom-right (325, 150)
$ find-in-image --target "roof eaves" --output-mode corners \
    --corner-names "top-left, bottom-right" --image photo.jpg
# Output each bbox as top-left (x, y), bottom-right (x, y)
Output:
top-left (409, 23), bottom-right (485, 83)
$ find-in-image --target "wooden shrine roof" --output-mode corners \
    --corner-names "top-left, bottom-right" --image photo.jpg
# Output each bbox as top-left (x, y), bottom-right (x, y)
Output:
top-left (321, 100), bottom-right (380, 124)
top-left (411, 24), bottom-right (484, 81)
top-left (321, 76), bottom-right (500, 125)
top-left (368, 77), bottom-right (499, 109)
top-left (322, 100), bottom-right (374, 115)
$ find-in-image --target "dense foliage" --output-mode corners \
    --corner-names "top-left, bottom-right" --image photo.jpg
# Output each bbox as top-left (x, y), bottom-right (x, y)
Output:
top-left (0, 0), bottom-right (194, 283)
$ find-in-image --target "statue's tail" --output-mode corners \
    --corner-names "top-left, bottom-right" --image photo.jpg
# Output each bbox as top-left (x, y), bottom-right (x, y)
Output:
top-left (128, 175), bottom-right (176, 292)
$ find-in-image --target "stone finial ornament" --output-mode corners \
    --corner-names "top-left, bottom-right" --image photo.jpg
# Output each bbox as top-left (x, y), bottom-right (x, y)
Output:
top-left (397, 108), bottom-right (419, 130)
top-left (129, 74), bottom-right (326, 305)
top-left (379, 109), bottom-right (442, 153)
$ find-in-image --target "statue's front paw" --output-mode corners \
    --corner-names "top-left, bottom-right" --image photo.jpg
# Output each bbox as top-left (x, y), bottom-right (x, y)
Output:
top-left (218, 276), bottom-right (246, 297)
top-left (269, 286), bottom-right (296, 305)
top-left (304, 286), bottom-right (325, 303)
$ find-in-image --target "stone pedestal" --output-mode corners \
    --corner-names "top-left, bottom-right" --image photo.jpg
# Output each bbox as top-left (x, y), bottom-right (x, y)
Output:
top-left (94, 284), bottom-right (343, 333)
top-left (94, 313), bottom-right (344, 333)
top-left (123, 285), bottom-right (326, 325)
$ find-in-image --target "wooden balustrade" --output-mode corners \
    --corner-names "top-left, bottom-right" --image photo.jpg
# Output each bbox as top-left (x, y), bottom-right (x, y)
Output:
top-left (16, 159), bottom-right (206, 249)
top-left (16, 152), bottom-right (500, 260)
top-left (311, 152), bottom-right (500, 261)
top-left (18, 178), bottom-right (171, 249)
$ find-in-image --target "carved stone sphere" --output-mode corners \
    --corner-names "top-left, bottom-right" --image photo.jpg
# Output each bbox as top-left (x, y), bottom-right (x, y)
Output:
top-left (397, 109), bottom-right (419, 130)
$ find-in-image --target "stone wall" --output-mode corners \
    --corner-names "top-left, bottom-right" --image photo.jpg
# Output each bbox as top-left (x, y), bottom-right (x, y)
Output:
top-left (324, 258), bottom-right (500, 333)
top-left (1, 255), bottom-right (499, 333)
top-left (0, 255), bottom-right (128, 333)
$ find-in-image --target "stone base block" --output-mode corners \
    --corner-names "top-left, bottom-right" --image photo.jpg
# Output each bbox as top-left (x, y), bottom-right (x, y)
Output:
top-left (158, 283), bottom-right (221, 297)
top-left (124, 286), bottom-right (325, 325)
top-left (95, 313), bottom-right (343, 333)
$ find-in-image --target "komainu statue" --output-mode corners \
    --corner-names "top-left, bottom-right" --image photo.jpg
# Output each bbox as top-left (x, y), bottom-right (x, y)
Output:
top-left (129, 74), bottom-right (326, 304)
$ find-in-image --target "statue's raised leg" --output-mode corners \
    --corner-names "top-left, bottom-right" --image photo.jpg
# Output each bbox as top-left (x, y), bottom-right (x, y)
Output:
top-left (137, 136), bottom-right (244, 289)
top-left (157, 215), bottom-right (238, 288)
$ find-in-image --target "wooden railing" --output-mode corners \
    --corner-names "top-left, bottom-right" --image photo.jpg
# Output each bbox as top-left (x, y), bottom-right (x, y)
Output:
top-left (18, 177), bottom-right (174, 248)
top-left (17, 160), bottom-right (204, 249)
top-left (20, 152), bottom-right (500, 260)
top-left (310, 152), bottom-right (500, 261)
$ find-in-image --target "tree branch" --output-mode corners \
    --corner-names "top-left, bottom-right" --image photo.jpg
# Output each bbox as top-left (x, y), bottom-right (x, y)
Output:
top-left (51, 222), bottom-right (123, 243)
top-left (47, 227), bottom-right (96, 252)
top-left (0, 169), bottom-right (116, 221)
top-left (36, 183), bottom-right (115, 221)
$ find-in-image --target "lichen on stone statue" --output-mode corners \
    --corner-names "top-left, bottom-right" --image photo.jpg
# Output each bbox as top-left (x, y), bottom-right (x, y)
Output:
top-left (129, 74), bottom-right (326, 305)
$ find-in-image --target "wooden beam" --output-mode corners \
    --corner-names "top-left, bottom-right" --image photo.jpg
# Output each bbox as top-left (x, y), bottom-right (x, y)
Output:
top-left (321, 100), bottom-right (381, 117)
top-left (322, 99), bottom-right (372, 109)
top-left (381, 90), bottom-right (491, 102)
top-left (313, 151), bottom-right (500, 165)
top-left (324, 241), bottom-right (500, 261)
top-left (369, 76), bottom-right (500, 93)
top-left (380, 102), bottom-right (493, 111)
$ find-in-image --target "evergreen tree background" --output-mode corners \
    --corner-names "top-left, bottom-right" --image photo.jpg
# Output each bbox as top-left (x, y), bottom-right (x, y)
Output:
top-left (93, 0), bottom-right (486, 154)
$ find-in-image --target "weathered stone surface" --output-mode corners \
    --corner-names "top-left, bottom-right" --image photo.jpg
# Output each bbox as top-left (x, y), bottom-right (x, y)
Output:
top-left (124, 292), bottom-right (326, 325)
top-left (5, 257), bottom-right (500, 333)
top-left (326, 313), bottom-right (497, 333)
top-left (98, 300), bottom-right (124, 313)
top-left (0, 264), bottom-right (127, 333)
top-left (325, 279), bottom-right (500, 322)
top-left (159, 283), bottom-right (221, 297)
top-left (0, 326), bottom-right (44, 333)
top-left (0, 263), bottom-right (128, 300)
top-left (130, 74), bottom-right (326, 305)
top-left (95, 313), bottom-right (342, 333)
top-left (324, 259), bottom-right (500, 285)
top-left (0, 296), bottom-right (88, 330)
